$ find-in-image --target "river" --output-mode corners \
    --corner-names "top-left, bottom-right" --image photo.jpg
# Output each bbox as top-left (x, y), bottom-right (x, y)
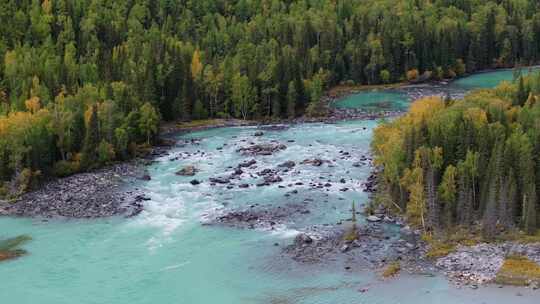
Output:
top-left (1, 69), bottom-right (538, 304)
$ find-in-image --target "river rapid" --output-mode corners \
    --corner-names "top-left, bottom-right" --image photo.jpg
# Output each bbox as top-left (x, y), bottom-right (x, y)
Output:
top-left (1, 69), bottom-right (539, 304)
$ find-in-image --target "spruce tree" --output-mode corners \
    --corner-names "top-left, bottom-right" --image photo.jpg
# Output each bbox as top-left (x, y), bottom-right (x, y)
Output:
top-left (81, 104), bottom-right (99, 170)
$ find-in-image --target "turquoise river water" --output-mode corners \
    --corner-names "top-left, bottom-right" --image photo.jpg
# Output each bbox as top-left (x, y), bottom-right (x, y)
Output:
top-left (335, 67), bottom-right (538, 110)
top-left (1, 69), bottom-right (539, 303)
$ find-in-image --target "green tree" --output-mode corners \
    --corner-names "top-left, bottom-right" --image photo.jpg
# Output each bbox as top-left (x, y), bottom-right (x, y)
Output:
top-left (232, 74), bottom-right (255, 120)
top-left (139, 102), bottom-right (159, 145)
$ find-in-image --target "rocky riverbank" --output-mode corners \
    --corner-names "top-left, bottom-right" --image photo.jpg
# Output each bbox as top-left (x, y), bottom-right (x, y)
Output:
top-left (436, 242), bottom-right (540, 287)
top-left (0, 162), bottom-right (148, 219)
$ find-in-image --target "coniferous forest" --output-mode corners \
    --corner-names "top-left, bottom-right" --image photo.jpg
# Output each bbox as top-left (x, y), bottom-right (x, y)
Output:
top-left (3, 0), bottom-right (540, 195)
top-left (373, 71), bottom-right (540, 236)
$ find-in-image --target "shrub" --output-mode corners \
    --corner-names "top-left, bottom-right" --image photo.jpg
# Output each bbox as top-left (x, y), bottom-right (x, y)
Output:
top-left (446, 68), bottom-right (457, 79)
top-left (383, 261), bottom-right (401, 278)
top-left (406, 69), bottom-right (419, 82)
top-left (380, 69), bottom-right (391, 84)
top-left (98, 140), bottom-right (116, 165)
top-left (306, 101), bottom-right (328, 118)
top-left (0, 182), bottom-right (7, 198)
top-left (53, 160), bottom-right (80, 177)
top-left (455, 59), bottom-right (466, 76)
top-left (16, 168), bottom-right (41, 194)
top-left (434, 66), bottom-right (444, 80)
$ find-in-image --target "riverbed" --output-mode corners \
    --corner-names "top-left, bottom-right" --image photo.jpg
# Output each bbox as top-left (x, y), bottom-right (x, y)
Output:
top-left (1, 69), bottom-right (538, 303)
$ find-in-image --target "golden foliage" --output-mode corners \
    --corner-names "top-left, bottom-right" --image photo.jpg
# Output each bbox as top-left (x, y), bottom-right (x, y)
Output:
top-left (191, 49), bottom-right (203, 80)
top-left (401, 167), bottom-right (425, 227)
top-left (406, 69), bottom-right (419, 81)
top-left (25, 96), bottom-right (41, 113)
top-left (405, 96), bottom-right (445, 125)
top-left (463, 107), bottom-right (487, 128)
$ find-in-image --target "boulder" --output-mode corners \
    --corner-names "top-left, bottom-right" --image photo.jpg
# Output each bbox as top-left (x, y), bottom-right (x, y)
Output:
top-left (139, 174), bottom-right (151, 181)
top-left (294, 233), bottom-right (313, 245)
top-left (238, 159), bottom-right (257, 168)
top-left (209, 177), bottom-right (230, 184)
top-left (176, 165), bottom-right (198, 176)
top-left (237, 143), bottom-right (286, 156)
top-left (264, 175), bottom-right (283, 184)
top-left (367, 215), bottom-right (382, 222)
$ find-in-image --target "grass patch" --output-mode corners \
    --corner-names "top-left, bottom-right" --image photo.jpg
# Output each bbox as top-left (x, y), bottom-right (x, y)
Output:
top-left (495, 255), bottom-right (540, 286)
top-left (423, 228), bottom-right (482, 259)
top-left (343, 226), bottom-right (358, 242)
top-left (426, 242), bottom-right (456, 259)
top-left (175, 119), bottom-right (226, 129)
top-left (499, 229), bottom-right (540, 244)
top-left (382, 261), bottom-right (401, 278)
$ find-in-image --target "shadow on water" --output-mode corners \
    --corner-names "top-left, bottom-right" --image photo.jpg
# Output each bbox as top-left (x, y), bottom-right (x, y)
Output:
top-left (0, 235), bottom-right (31, 262)
top-left (251, 281), bottom-right (361, 304)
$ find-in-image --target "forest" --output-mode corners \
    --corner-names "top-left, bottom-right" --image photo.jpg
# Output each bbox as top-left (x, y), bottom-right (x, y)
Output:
top-left (3, 0), bottom-right (540, 195)
top-left (373, 71), bottom-right (540, 237)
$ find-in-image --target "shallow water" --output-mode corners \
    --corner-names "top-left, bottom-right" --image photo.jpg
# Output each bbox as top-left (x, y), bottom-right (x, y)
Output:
top-left (334, 68), bottom-right (538, 110)
top-left (1, 71), bottom-right (539, 303)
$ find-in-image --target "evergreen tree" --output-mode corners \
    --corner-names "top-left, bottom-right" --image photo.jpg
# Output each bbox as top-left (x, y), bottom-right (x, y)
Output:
top-left (81, 104), bottom-right (99, 169)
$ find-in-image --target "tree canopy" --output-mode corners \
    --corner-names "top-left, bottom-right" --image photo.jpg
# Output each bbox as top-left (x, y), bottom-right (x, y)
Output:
top-left (373, 72), bottom-right (540, 236)
top-left (3, 0), bottom-right (540, 195)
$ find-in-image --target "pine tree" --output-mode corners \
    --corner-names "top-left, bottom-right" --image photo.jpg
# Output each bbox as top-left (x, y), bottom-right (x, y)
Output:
top-left (516, 76), bottom-right (529, 106)
top-left (286, 81), bottom-right (297, 119)
top-left (523, 184), bottom-right (537, 235)
top-left (81, 104), bottom-right (99, 170)
top-left (483, 141), bottom-right (504, 239)
top-left (438, 165), bottom-right (457, 228)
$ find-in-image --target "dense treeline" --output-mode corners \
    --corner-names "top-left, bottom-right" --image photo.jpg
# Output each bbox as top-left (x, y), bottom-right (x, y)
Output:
top-left (3, 0), bottom-right (540, 195)
top-left (373, 71), bottom-right (540, 237)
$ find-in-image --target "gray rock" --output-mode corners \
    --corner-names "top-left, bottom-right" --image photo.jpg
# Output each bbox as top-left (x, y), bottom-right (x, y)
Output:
top-left (176, 165), bottom-right (198, 176)
top-left (367, 215), bottom-right (381, 222)
top-left (278, 161), bottom-right (296, 169)
top-left (295, 233), bottom-right (313, 244)
top-left (209, 177), bottom-right (230, 184)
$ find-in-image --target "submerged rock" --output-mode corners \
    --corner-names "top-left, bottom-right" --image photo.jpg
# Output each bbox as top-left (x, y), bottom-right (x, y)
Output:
top-left (238, 159), bottom-right (257, 168)
top-left (139, 174), bottom-right (152, 181)
top-left (209, 176), bottom-right (230, 184)
top-left (278, 161), bottom-right (296, 169)
top-left (301, 159), bottom-right (326, 166)
top-left (176, 165), bottom-right (198, 176)
top-left (0, 235), bottom-right (31, 262)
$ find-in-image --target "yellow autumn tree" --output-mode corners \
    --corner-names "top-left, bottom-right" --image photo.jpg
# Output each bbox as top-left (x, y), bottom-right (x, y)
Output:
top-left (25, 96), bottom-right (41, 114)
top-left (191, 49), bottom-right (203, 80)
